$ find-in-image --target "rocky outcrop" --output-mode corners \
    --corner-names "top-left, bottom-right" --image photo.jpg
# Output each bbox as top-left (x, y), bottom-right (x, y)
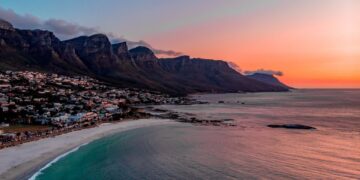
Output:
top-left (0, 19), bottom-right (15, 31)
top-left (129, 46), bottom-right (169, 76)
top-left (112, 42), bottom-right (128, 55)
top-left (267, 124), bottom-right (316, 130)
top-left (112, 42), bottom-right (137, 67)
top-left (64, 34), bottom-right (119, 74)
top-left (129, 46), bottom-right (157, 61)
top-left (112, 42), bottom-right (131, 60)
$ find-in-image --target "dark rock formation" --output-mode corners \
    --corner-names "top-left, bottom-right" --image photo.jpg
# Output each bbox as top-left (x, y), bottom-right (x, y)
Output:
top-left (146, 107), bottom-right (237, 127)
top-left (112, 42), bottom-right (131, 60)
top-left (246, 73), bottom-right (292, 89)
top-left (0, 19), bottom-right (14, 31)
top-left (267, 124), bottom-right (316, 130)
top-left (130, 46), bottom-right (157, 61)
top-left (159, 56), bottom-right (287, 93)
top-left (64, 34), bottom-right (118, 75)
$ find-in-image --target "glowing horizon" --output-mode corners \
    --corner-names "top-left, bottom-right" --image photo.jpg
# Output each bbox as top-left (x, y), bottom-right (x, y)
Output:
top-left (1, 0), bottom-right (359, 88)
top-left (146, 0), bottom-right (360, 88)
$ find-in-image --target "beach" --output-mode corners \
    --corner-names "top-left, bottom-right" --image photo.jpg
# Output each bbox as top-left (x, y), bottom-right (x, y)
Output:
top-left (0, 118), bottom-right (176, 180)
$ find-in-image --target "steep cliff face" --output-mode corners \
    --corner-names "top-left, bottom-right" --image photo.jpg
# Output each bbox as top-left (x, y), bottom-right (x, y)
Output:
top-left (112, 42), bottom-right (138, 69)
top-left (130, 46), bottom-right (157, 61)
top-left (57, 43), bottom-right (90, 72)
top-left (0, 19), bottom-right (290, 95)
top-left (64, 34), bottom-right (120, 75)
top-left (129, 46), bottom-right (163, 71)
top-left (0, 22), bottom-right (72, 72)
top-left (112, 42), bottom-right (131, 60)
top-left (16, 30), bottom-right (63, 65)
top-left (0, 19), bottom-right (15, 31)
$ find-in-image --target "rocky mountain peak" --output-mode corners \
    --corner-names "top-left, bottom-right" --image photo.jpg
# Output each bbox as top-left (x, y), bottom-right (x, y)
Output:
top-left (112, 42), bottom-right (128, 55)
top-left (84, 34), bottom-right (111, 54)
top-left (129, 46), bottom-right (157, 61)
top-left (129, 46), bottom-right (153, 53)
top-left (0, 19), bottom-right (15, 31)
top-left (17, 29), bottom-right (61, 48)
top-left (173, 55), bottom-right (191, 61)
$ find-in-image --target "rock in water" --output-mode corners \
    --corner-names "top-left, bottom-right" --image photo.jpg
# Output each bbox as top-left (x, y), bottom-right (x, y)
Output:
top-left (267, 124), bottom-right (316, 130)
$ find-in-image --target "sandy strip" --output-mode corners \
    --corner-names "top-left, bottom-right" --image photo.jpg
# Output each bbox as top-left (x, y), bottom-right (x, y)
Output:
top-left (0, 119), bottom-right (177, 180)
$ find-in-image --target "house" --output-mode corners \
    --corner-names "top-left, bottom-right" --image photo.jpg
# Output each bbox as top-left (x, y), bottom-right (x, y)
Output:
top-left (0, 123), bottom-right (10, 127)
top-left (26, 105), bottom-right (34, 111)
top-left (105, 105), bottom-right (121, 113)
top-left (0, 84), bottom-right (11, 93)
top-left (0, 98), bottom-right (8, 105)
top-left (53, 103), bottom-right (62, 109)
top-left (51, 113), bottom-right (70, 123)
top-left (35, 118), bottom-right (50, 125)
top-left (1, 106), bottom-right (9, 112)
top-left (82, 112), bottom-right (98, 121)
top-left (68, 113), bottom-right (85, 123)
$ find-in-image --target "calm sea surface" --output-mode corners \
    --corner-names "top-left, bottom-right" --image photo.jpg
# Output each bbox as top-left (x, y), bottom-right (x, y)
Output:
top-left (34, 90), bottom-right (360, 179)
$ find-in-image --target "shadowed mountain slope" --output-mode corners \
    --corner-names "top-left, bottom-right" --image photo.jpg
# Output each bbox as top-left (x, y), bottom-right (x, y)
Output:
top-left (246, 73), bottom-right (292, 89)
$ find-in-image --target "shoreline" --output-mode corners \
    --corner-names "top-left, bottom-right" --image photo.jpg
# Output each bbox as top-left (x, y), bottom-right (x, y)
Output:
top-left (0, 118), bottom-right (177, 180)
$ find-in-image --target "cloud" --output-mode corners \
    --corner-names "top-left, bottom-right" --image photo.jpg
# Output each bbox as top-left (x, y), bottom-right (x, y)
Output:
top-left (0, 7), bottom-right (41, 28)
top-left (152, 49), bottom-right (183, 57)
top-left (110, 34), bottom-right (183, 57)
top-left (43, 19), bottom-right (98, 36)
top-left (227, 63), bottom-right (284, 77)
top-left (0, 6), bottom-right (98, 39)
top-left (227, 62), bottom-right (242, 73)
top-left (0, 6), bottom-right (182, 57)
top-left (244, 69), bottom-right (283, 76)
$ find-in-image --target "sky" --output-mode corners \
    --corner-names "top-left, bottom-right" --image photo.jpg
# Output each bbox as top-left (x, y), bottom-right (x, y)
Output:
top-left (0, 0), bottom-right (359, 88)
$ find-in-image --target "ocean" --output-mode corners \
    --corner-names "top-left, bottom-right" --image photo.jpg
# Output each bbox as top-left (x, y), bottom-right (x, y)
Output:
top-left (32, 89), bottom-right (360, 179)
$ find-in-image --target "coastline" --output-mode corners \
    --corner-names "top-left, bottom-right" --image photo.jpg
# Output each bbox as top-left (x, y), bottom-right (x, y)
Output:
top-left (0, 118), bottom-right (177, 180)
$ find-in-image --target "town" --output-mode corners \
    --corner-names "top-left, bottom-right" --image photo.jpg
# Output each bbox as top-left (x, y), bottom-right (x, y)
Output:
top-left (0, 71), bottom-right (191, 148)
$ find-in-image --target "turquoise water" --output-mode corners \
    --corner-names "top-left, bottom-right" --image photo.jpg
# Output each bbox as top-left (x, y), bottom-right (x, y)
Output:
top-left (34, 90), bottom-right (360, 179)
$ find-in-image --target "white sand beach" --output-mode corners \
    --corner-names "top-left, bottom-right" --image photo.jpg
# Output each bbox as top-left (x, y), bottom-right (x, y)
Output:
top-left (0, 119), bottom-right (176, 180)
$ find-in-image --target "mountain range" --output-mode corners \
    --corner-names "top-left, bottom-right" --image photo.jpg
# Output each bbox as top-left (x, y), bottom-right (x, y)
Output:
top-left (0, 19), bottom-right (290, 95)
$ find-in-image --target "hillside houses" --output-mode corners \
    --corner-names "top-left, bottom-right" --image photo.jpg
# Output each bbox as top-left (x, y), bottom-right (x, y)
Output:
top-left (0, 71), bottom-right (192, 147)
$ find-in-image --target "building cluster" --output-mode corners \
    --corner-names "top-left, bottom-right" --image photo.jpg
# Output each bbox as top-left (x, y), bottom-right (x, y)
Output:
top-left (0, 71), bottom-right (189, 147)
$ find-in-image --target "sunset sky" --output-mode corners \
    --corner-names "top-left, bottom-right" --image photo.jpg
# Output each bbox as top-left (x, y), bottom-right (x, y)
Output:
top-left (0, 0), bottom-right (359, 88)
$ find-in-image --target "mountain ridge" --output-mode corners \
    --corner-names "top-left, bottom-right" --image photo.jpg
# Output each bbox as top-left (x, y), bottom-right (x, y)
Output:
top-left (246, 73), bottom-right (293, 89)
top-left (0, 19), bottom-right (290, 95)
